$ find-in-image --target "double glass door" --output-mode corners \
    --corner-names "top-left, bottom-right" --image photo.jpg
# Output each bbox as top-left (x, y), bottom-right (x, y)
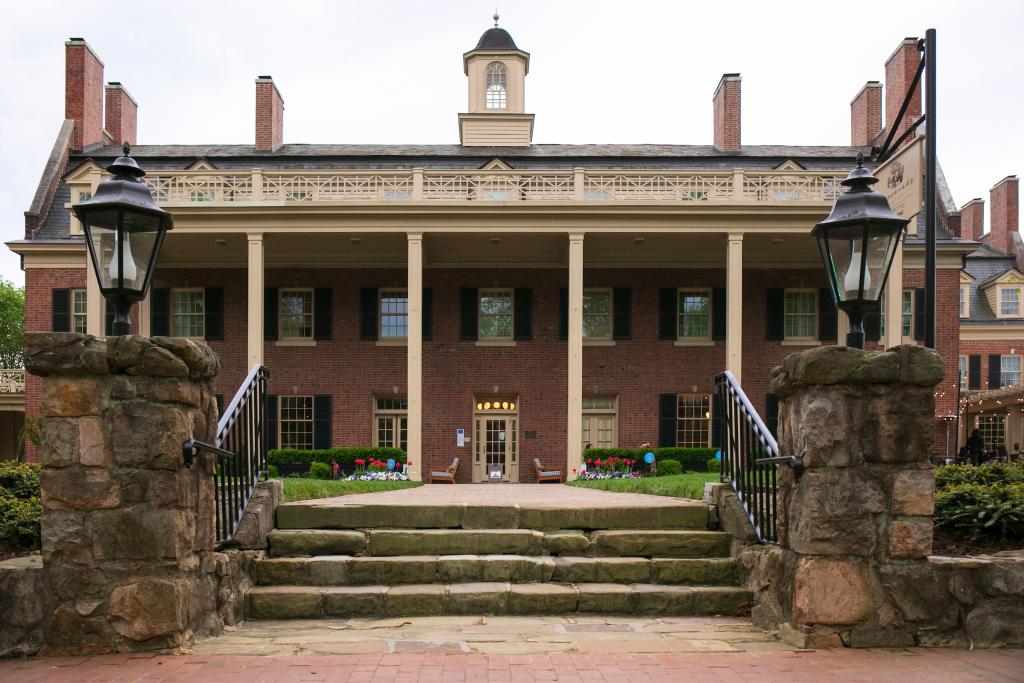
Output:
top-left (473, 403), bottom-right (518, 482)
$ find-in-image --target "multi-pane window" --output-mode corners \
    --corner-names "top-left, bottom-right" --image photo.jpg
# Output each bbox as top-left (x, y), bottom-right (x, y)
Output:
top-left (485, 62), bottom-right (508, 109)
top-left (960, 286), bottom-right (969, 318)
top-left (1000, 287), bottom-right (1021, 317)
top-left (678, 290), bottom-right (710, 339)
top-left (279, 396), bottom-right (314, 450)
top-left (479, 289), bottom-right (513, 340)
top-left (978, 415), bottom-right (1005, 452)
top-left (901, 291), bottom-right (913, 337)
top-left (172, 289), bottom-right (205, 338)
top-left (583, 290), bottom-right (612, 340)
top-left (581, 397), bottom-right (617, 449)
top-left (783, 290), bottom-right (817, 339)
top-left (280, 289), bottom-right (314, 339)
top-left (71, 289), bottom-right (87, 334)
top-left (380, 289), bottom-right (408, 339)
top-left (1001, 355), bottom-right (1022, 388)
top-left (374, 397), bottom-right (408, 451)
top-left (959, 355), bottom-right (968, 390)
top-left (677, 395), bottom-right (711, 448)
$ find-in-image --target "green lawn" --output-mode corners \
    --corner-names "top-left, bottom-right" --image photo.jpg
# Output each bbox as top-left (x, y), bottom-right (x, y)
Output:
top-left (281, 478), bottom-right (422, 502)
top-left (567, 473), bottom-right (718, 500)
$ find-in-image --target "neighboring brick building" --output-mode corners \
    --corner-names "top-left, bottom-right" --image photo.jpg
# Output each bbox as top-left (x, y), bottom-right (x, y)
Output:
top-left (8, 27), bottom-right (1001, 477)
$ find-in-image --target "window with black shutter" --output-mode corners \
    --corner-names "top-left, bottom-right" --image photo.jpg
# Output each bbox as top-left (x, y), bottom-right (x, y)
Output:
top-left (913, 288), bottom-right (925, 341)
top-left (988, 354), bottom-right (1002, 389)
top-left (864, 302), bottom-right (881, 342)
top-left (658, 393), bottom-right (678, 447)
top-left (359, 287), bottom-right (378, 341)
top-left (711, 287), bottom-right (726, 341)
top-left (204, 288), bottom-right (224, 341)
top-left (51, 289), bottom-right (70, 332)
top-left (313, 395), bottom-right (332, 449)
top-left (150, 288), bottom-right (170, 336)
top-left (513, 288), bottom-right (533, 340)
top-left (658, 288), bottom-right (676, 340)
top-left (559, 288), bottom-right (568, 340)
top-left (969, 355), bottom-right (981, 390)
top-left (818, 288), bottom-right (837, 341)
top-left (313, 288), bottom-right (332, 341)
top-left (613, 287), bottom-right (631, 340)
top-left (422, 288), bottom-right (433, 341)
top-left (765, 288), bottom-right (785, 341)
top-left (265, 395), bottom-right (278, 451)
top-left (460, 288), bottom-right (479, 340)
top-left (264, 288), bottom-right (279, 341)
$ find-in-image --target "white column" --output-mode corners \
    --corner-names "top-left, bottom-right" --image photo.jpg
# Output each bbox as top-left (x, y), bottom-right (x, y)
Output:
top-left (567, 233), bottom-right (585, 478)
top-left (406, 233), bottom-right (423, 482)
top-left (247, 233), bottom-right (265, 368)
top-left (726, 233), bottom-right (744, 382)
top-left (884, 245), bottom-right (904, 349)
top-left (85, 252), bottom-right (103, 337)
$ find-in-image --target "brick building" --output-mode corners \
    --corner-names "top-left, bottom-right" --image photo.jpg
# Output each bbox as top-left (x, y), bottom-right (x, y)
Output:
top-left (8, 26), bottom-right (1008, 478)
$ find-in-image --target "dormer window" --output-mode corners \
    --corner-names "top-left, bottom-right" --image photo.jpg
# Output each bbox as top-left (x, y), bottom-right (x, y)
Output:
top-left (485, 62), bottom-right (507, 109)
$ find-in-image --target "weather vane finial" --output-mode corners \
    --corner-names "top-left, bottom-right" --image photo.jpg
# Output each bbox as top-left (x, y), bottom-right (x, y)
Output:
top-left (493, 9), bottom-right (499, 27)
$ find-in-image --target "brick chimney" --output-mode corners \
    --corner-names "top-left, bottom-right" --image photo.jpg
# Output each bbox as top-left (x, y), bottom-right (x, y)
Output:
top-left (713, 73), bottom-right (741, 153)
top-left (104, 82), bottom-right (137, 146)
top-left (884, 38), bottom-right (921, 148)
top-left (255, 76), bottom-right (284, 152)
top-left (959, 198), bottom-right (984, 242)
top-left (989, 176), bottom-right (1020, 254)
top-left (65, 38), bottom-right (105, 151)
top-left (850, 81), bottom-right (882, 147)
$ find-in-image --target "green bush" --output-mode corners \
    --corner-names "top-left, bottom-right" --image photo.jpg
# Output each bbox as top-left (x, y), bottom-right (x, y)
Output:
top-left (267, 464), bottom-right (280, 479)
top-left (707, 457), bottom-right (720, 473)
top-left (583, 448), bottom-right (716, 472)
top-left (0, 496), bottom-right (41, 549)
top-left (656, 460), bottom-right (683, 477)
top-left (934, 481), bottom-right (1024, 542)
top-left (0, 462), bottom-right (40, 499)
top-left (935, 463), bottom-right (1024, 491)
top-left (269, 447), bottom-right (406, 470)
top-left (309, 462), bottom-right (333, 480)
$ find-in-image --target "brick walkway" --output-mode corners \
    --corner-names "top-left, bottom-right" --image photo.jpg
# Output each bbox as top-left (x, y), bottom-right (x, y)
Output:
top-left (1, 648), bottom-right (1022, 682)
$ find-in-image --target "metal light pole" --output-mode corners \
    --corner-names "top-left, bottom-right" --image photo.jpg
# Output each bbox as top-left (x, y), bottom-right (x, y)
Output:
top-left (924, 28), bottom-right (937, 349)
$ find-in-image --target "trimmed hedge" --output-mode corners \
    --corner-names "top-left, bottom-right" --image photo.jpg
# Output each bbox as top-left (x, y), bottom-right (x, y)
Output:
top-left (707, 457), bottom-right (720, 473)
top-left (583, 447), bottom-right (718, 473)
top-left (269, 447), bottom-right (406, 470)
top-left (309, 462), bottom-right (332, 480)
top-left (934, 463), bottom-right (1024, 543)
top-left (656, 460), bottom-right (682, 477)
top-left (0, 463), bottom-right (41, 550)
top-left (935, 463), bottom-right (1024, 490)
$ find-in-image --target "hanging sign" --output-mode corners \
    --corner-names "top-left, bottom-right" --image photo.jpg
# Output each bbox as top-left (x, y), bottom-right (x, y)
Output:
top-left (874, 136), bottom-right (925, 222)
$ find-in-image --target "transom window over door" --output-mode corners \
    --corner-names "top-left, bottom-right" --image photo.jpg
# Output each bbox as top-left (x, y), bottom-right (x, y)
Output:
top-left (479, 289), bottom-right (514, 340)
top-left (583, 289), bottom-right (612, 340)
top-left (375, 397), bottom-right (408, 451)
top-left (677, 394), bottom-right (711, 448)
top-left (678, 289), bottom-right (711, 339)
top-left (582, 396), bottom-right (617, 449)
top-left (280, 289), bottom-right (313, 339)
top-left (380, 289), bottom-right (408, 339)
top-left (172, 289), bottom-right (205, 338)
top-left (485, 62), bottom-right (507, 109)
top-left (280, 396), bottom-right (314, 450)
top-left (784, 290), bottom-right (817, 339)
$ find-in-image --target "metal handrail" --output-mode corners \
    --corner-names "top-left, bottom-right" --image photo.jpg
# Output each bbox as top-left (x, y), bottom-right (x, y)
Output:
top-left (183, 364), bottom-right (269, 545)
top-left (715, 370), bottom-right (781, 544)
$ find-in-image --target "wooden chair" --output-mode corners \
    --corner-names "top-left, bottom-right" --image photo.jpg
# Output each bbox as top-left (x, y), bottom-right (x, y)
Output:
top-left (428, 457), bottom-right (460, 484)
top-left (533, 458), bottom-right (564, 483)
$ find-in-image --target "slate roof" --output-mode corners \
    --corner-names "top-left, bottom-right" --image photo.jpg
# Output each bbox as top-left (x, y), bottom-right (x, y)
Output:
top-left (963, 250), bottom-right (1020, 322)
top-left (474, 27), bottom-right (519, 51)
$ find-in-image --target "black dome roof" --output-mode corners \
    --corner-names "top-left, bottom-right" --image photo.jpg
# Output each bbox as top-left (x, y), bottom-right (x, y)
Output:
top-left (475, 27), bottom-right (518, 50)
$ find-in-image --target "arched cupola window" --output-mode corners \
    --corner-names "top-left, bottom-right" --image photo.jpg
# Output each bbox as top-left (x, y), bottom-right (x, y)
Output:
top-left (485, 62), bottom-right (508, 109)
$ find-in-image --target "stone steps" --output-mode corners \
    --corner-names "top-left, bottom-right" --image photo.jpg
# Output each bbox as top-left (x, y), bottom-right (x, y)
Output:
top-left (247, 583), bottom-right (753, 619)
top-left (252, 555), bottom-right (738, 587)
top-left (267, 529), bottom-right (732, 559)
top-left (274, 500), bottom-right (709, 531)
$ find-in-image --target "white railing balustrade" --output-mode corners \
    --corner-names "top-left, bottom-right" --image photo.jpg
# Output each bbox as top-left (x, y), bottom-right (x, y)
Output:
top-left (0, 369), bottom-right (25, 394)
top-left (141, 168), bottom-right (847, 206)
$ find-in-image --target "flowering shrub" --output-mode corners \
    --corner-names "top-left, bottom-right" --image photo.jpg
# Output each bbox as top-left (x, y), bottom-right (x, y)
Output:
top-left (346, 470), bottom-right (411, 482)
top-left (584, 455), bottom-right (636, 474)
top-left (577, 469), bottom-right (641, 481)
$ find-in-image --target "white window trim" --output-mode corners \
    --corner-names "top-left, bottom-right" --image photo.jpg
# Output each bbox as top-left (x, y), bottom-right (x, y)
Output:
top-left (582, 396), bottom-right (618, 449)
top-left (378, 287), bottom-right (409, 345)
top-left (997, 285), bottom-right (1022, 319)
top-left (783, 288), bottom-right (818, 342)
top-left (485, 61), bottom-right (508, 110)
top-left (478, 288), bottom-right (515, 341)
top-left (959, 355), bottom-right (968, 390)
top-left (1000, 354), bottom-right (1021, 388)
top-left (71, 288), bottom-right (88, 335)
top-left (170, 287), bottom-right (206, 340)
top-left (279, 395), bottom-right (314, 451)
top-left (960, 285), bottom-right (970, 319)
top-left (583, 287), bottom-right (614, 343)
top-left (901, 290), bottom-right (916, 342)
top-left (373, 396), bottom-right (409, 450)
top-left (279, 287), bottom-right (315, 341)
top-left (677, 394), bottom-right (713, 448)
top-left (677, 287), bottom-right (712, 342)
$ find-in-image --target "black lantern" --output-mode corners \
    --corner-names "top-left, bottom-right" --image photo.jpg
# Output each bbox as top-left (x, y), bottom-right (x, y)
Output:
top-left (73, 143), bottom-right (173, 335)
top-left (813, 153), bottom-right (909, 349)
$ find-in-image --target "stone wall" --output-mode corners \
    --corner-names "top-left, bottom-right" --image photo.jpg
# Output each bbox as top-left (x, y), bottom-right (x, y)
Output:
top-left (733, 344), bottom-right (1024, 648)
top-left (1, 332), bottom-right (270, 656)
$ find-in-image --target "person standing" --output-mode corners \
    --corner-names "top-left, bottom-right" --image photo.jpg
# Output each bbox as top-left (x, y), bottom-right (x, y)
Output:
top-left (965, 429), bottom-right (985, 467)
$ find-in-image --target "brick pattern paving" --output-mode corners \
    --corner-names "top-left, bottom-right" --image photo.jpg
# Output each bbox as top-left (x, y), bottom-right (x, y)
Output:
top-left (2, 648), bottom-right (1023, 682)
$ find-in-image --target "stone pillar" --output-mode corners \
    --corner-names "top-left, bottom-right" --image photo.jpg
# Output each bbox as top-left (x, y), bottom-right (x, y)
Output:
top-left (25, 332), bottom-right (222, 654)
top-left (247, 233), bottom-right (265, 368)
top-left (406, 233), bottom-right (423, 481)
top-left (726, 233), bottom-right (743, 381)
top-left (767, 344), bottom-right (943, 647)
top-left (567, 233), bottom-right (584, 478)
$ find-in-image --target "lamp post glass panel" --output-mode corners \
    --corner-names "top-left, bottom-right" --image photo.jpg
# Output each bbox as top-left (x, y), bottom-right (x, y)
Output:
top-left (813, 153), bottom-right (908, 349)
top-left (73, 143), bottom-right (173, 335)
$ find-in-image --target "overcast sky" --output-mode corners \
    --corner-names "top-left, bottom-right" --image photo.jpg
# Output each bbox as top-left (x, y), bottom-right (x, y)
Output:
top-left (1, 0), bottom-right (1021, 286)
